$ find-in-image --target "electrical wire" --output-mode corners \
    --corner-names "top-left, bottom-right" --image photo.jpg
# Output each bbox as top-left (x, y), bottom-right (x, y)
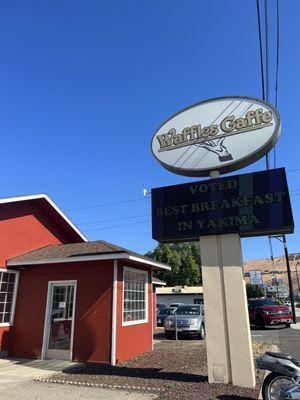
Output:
top-left (273, 0), bottom-right (280, 169)
top-left (256, 0), bottom-right (266, 100)
top-left (85, 219), bottom-right (151, 232)
top-left (78, 213), bottom-right (150, 225)
top-left (264, 0), bottom-right (270, 102)
top-left (65, 197), bottom-right (148, 212)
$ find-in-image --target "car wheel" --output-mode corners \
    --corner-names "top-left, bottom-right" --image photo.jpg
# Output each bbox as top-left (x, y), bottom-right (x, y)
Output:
top-left (256, 315), bottom-right (265, 329)
top-left (198, 324), bottom-right (205, 340)
top-left (165, 332), bottom-right (174, 340)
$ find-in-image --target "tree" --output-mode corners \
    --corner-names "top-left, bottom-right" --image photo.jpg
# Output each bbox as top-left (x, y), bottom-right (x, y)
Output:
top-left (146, 242), bottom-right (201, 286)
top-left (246, 283), bottom-right (265, 298)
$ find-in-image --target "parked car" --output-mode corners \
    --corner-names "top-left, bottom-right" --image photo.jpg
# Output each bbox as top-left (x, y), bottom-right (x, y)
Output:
top-left (248, 298), bottom-right (293, 328)
top-left (164, 304), bottom-right (205, 339)
top-left (169, 303), bottom-right (185, 309)
top-left (156, 303), bottom-right (166, 314)
top-left (157, 307), bottom-right (176, 326)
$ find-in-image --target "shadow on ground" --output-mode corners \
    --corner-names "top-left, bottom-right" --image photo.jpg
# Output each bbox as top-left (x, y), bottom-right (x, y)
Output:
top-left (62, 363), bottom-right (208, 384)
top-left (217, 396), bottom-right (256, 400)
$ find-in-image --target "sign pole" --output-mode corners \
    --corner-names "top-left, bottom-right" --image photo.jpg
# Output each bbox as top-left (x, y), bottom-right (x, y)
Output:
top-left (200, 233), bottom-right (256, 388)
top-left (198, 171), bottom-right (256, 388)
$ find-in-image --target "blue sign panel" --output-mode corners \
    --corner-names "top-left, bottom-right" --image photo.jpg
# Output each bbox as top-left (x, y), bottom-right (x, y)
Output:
top-left (152, 168), bottom-right (294, 242)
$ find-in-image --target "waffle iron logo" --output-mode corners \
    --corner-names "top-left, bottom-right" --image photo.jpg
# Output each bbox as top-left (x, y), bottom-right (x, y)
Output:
top-left (151, 97), bottom-right (281, 177)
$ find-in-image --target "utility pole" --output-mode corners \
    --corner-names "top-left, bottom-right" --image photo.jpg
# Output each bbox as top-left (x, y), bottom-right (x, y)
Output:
top-left (282, 235), bottom-right (297, 324)
top-left (295, 262), bottom-right (300, 301)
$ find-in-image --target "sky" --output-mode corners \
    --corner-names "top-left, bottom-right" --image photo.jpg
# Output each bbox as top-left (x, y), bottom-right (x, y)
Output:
top-left (0, 0), bottom-right (299, 261)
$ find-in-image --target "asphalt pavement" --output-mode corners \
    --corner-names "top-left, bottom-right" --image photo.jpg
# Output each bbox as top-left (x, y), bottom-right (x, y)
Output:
top-left (251, 309), bottom-right (300, 359)
top-left (251, 326), bottom-right (298, 355)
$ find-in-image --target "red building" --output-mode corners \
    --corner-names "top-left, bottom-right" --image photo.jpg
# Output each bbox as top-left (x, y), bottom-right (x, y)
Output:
top-left (0, 194), bottom-right (169, 364)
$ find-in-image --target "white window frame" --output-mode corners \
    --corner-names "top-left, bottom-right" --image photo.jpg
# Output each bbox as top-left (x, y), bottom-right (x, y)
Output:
top-left (122, 266), bottom-right (148, 327)
top-left (0, 268), bottom-right (19, 327)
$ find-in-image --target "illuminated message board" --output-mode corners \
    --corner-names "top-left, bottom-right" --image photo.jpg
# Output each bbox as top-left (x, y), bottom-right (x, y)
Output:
top-left (152, 168), bottom-right (294, 242)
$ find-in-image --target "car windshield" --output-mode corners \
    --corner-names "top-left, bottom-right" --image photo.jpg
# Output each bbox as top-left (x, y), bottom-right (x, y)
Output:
top-left (176, 306), bottom-right (200, 315)
top-left (251, 299), bottom-right (279, 307)
top-left (160, 308), bottom-right (174, 315)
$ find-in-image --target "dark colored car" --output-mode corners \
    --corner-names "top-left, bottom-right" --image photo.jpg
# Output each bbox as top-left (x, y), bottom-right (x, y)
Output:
top-left (248, 298), bottom-right (293, 328)
top-left (157, 307), bottom-right (175, 326)
top-left (156, 303), bottom-right (166, 314)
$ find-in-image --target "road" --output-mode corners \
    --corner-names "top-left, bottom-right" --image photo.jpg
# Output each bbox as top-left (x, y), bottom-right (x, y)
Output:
top-left (251, 309), bottom-right (300, 359)
top-left (251, 326), bottom-right (300, 357)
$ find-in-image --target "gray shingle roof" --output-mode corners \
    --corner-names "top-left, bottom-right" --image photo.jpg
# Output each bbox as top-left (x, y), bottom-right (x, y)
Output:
top-left (7, 240), bottom-right (170, 271)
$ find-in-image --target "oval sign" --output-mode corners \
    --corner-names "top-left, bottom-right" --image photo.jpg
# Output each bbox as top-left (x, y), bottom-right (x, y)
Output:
top-left (151, 96), bottom-right (281, 176)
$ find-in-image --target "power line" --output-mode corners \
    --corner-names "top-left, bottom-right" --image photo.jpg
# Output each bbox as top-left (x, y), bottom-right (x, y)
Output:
top-left (264, 0), bottom-right (270, 102)
top-left (273, 0), bottom-right (280, 168)
top-left (78, 213), bottom-right (150, 226)
top-left (287, 168), bottom-right (300, 173)
top-left (256, 0), bottom-right (266, 100)
top-left (85, 219), bottom-right (151, 232)
top-left (65, 197), bottom-right (148, 212)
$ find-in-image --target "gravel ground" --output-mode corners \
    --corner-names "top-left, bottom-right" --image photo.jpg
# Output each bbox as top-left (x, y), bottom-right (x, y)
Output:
top-left (50, 339), bottom-right (270, 400)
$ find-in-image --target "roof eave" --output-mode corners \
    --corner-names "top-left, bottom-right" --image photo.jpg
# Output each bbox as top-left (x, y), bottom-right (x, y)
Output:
top-left (7, 252), bottom-right (171, 271)
top-left (0, 193), bottom-right (87, 242)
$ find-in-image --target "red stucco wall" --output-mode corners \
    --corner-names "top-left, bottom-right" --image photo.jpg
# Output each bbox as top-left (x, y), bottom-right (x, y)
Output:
top-left (0, 201), bottom-right (84, 352)
top-left (0, 202), bottom-right (81, 266)
top-left (9, 261), bottom-right (113, 363)
top-left (115, 263), bottom-right (153, 364)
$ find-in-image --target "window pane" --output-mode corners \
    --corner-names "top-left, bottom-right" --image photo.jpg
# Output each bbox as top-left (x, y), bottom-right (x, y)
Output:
top-left (123, 269), bottom-right (147, 324)
top-left (3, 313), bottom-right (10, 323)
top-left (0, 271), bottom-right (17, 325)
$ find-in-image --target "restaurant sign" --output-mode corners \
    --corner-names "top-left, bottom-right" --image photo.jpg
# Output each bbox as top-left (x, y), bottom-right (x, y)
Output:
top-left (151, 96), bottom-right (281, 177)
top-left (152, 168), bottom-right (294, 242)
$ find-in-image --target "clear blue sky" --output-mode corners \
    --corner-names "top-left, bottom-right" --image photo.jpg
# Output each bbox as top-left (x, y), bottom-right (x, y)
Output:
top-left (0, 0), bottom-right (299, 261)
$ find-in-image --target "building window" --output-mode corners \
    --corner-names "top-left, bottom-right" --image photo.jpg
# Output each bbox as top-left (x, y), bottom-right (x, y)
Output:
top-left (123, 267), bottom-right (148, 326)
top-left (0, 269), bottom-right (19, 326)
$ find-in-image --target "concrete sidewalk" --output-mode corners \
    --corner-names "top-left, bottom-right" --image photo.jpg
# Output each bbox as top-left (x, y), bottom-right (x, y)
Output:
top-left (0, 358), bottom-right (77, 386)
top-left (0, 381), bottom-right (158, 399)
top-left (0, 358), bottom-right (157, 399)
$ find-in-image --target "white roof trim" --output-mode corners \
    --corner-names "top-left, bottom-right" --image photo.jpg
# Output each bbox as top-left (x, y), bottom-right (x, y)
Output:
top-left (152, 278), bottom-right (167, 286)
top-left (0, 194), bottom-right (87, 242)
top-left (7, 252), bottom-right (171, 270)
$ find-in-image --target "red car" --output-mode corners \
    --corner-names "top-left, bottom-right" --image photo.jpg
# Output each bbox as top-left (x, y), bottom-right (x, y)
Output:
top-left (248, 298), bottom-right (293, 328)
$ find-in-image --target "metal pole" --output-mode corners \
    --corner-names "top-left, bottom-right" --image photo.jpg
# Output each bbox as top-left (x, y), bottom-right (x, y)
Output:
top-left (282, 234), bottom-right (297, 324)
top-left (175, 311), bottom-right (178, 341)
top-left (295, 263), bottom-right (300, 300)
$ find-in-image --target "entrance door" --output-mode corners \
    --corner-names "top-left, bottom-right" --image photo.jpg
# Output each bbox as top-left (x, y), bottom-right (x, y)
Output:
top-left (43, 281), bottom-right (76, 360)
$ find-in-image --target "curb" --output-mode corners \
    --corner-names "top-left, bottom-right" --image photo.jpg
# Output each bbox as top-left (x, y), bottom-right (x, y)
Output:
top-left (291, 323), bottom-right (300, 331)
top-left (34, 377), bottom-right (166, 393)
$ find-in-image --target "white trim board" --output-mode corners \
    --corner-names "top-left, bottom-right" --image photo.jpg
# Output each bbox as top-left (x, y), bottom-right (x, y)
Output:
top-left (7, 253), bottom-right (170, 271)
top-left (0, 194), bottom-right (87, 242)
top-left (111, 261), bottom-right (118, 366)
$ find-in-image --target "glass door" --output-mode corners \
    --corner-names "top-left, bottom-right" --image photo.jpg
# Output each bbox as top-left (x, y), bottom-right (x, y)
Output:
top-left (45, 282), bottom-right (76, 360)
